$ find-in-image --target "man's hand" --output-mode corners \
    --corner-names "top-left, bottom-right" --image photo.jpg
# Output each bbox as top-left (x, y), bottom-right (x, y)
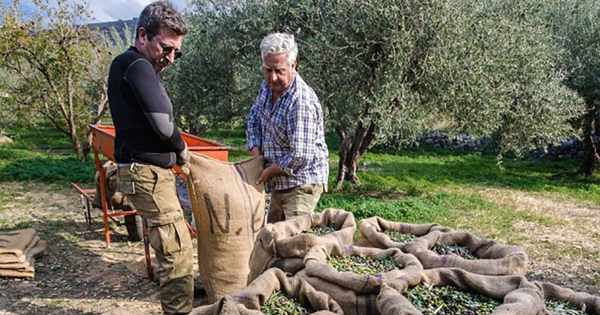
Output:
top-left (250, 147), bottom-right (261, 157)
top-left (256, 164), bottom-right (282, 185)
top-left (176, 144), bottom-right (191, 175)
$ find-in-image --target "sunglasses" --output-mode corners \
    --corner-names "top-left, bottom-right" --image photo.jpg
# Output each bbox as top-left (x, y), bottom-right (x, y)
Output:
top-left (159, 42), bottom-right (182, 60)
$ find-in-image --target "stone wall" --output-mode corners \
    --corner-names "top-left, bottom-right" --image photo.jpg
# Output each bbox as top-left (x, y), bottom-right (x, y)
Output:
top-left (409, 131), bottom-right (599, 161)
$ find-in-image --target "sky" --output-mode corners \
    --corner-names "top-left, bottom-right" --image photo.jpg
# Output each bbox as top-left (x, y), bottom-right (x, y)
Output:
top-left (2, 0), bottom-right (190, 23)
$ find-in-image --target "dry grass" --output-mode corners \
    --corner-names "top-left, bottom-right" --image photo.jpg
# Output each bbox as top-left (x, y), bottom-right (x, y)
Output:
top-left (450, 187), bottom-right (600, 295)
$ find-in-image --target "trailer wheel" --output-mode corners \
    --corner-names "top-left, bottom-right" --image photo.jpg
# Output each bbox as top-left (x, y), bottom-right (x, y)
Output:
top-left (125, 214), bottom-right (143, 242)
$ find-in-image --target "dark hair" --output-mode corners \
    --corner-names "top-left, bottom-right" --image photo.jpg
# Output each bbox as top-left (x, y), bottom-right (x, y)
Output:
top-left (136, 1), bottom-right (188, 40)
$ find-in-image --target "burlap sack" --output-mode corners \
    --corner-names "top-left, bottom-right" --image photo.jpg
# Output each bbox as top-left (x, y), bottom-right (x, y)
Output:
top-left (190, 296), bottom-right (263, 315)
top-left (92, 160), bottom-right (126, 209)
top-left (235, 268), bottom-right (343, 314)
top-left (534, 281), bottom-right (600, 314)
top-left (192, 298), bottom-right (340, 315)
top-left (377, 268), bottom-right (546, 315)
top-left (190, 268), bottom-right (342, 315)
top-left (0, 228), bottom-right (37, 264)
top-left (297, 244), bottom-right (424, 315)
top-left (187, 154), bottom-right (266, 304)
top-left (0, 239), bottom-right (46, 278)
top-left (355, 217), bottom-right (453, 249)
top-left (376, 284), bottom-right (422, 315)
top-left (403, 230), bottom-right (528, 276)
top-left (247, 208), bottom-right (356, 283)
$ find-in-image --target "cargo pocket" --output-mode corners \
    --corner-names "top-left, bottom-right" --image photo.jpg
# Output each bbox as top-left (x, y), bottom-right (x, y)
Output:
top-left (173, 219), bottom-right (192, 251)
top-left (149, 220), bottom-right (191, 256)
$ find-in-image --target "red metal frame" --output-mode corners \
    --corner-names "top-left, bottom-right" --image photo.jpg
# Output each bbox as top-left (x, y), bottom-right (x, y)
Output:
top-left (89, 124), bottom-right (228, 247)
top-left (86, 124), bottom-right (229, 279)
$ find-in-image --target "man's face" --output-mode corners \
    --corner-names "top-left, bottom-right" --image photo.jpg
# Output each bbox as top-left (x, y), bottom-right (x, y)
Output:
top-left (138, 26), bottom-right (183, 72)
top-left (263, 53), bottom-right (296, 95)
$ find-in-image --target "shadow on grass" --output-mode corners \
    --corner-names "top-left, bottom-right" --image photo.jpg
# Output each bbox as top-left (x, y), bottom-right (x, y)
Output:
top-left (0, 218), bottom-right (160, 315)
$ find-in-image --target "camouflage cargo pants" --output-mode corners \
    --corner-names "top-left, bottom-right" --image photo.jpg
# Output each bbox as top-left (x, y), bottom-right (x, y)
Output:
top-left (267, 184), bottom-right (325, 223)
top-left (117, 163), bottom-right (194, 315)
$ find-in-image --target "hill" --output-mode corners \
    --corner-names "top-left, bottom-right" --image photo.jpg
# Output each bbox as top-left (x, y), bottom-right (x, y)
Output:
top-left (87, 18), bottom-right (137, 43)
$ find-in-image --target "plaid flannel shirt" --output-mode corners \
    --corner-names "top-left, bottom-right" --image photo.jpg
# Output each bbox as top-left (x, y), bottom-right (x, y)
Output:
top-left (247, 73), bottom-right (329, 191)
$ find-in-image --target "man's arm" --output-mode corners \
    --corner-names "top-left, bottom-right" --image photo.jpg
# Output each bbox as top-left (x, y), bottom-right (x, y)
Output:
top-left (124, 59), bottom-right (185, 152)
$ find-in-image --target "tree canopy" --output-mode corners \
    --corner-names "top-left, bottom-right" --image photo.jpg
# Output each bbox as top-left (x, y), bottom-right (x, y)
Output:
top-left (0, 0), bottom-right (594, 182)
top-left (0, 0), bottom-right (122, 160)
top-left (169, 0), bottom-right (584, 188)
top-left (549, 0), bottom-right (600, 175)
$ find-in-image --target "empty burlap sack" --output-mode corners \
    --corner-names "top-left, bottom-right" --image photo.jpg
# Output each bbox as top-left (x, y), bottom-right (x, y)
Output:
top-left (92, 160), bottom-right (126, 209)
top-left (534, 281), bottom-right (600, 314)
top-left (190, 268), bottom-right (342, 315)
top-left (187, 154), bottom-right (266, 303)
top-left (0, 238), bottom-right (46, 278)
top-left (403, 229), bottom-right (528, 276)
top-left (297, 244), bottom-right (423, 315)
top-left (355, 217), bottom-right (453, 249)
top-left (248, 208), bottom-right (356, 283)
top-left (0, 228), bottom-right (38, 264)
top-left (377, 268), bottom-right (545, 315)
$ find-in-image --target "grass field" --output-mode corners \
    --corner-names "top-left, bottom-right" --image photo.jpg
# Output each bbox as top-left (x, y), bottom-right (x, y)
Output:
top-left (1, 126), bottom-right (599, 239)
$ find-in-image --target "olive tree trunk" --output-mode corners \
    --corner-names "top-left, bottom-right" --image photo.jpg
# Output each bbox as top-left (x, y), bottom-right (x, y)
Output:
top-left (334, 121), bottom-right (376, 191)
top-left (578, 104), bottom-right (599, 176)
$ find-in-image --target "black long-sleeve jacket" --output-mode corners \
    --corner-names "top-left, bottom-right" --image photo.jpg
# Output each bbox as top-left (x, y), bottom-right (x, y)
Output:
top-left (107, 46), bottom-right (185, 167)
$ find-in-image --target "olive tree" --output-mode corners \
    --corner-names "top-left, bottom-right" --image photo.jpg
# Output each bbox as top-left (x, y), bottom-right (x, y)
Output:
top-left (422, 0), bottom-right (583, 158)
top-left (266, 0), bottom-right (582, 188)
top-left (166, 0), bottom-right (265, 134)
top-left (549, 0), bottom-right (600, 176)
top-left (0, 0), bottom-right (115, 160)
top-left (178, 0), bottom-right (583, 188)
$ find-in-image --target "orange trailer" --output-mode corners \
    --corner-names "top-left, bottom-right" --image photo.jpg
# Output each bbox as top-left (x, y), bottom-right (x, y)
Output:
top-left (73, 124), bottom-right (229, 279)
top-left (88, 124), bottom-right (228, 246)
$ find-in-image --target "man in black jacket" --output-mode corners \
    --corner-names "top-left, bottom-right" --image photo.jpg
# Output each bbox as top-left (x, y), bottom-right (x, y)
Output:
top-left (107, 2), bottom-right (193, 314)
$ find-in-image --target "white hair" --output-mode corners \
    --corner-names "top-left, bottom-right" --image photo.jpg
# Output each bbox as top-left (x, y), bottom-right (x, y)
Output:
top-left (260, 33), bottom-right (298, 65)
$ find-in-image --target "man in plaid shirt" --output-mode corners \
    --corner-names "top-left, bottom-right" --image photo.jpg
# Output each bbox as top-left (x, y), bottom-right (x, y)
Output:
top-left (247, 32), bottom-right (329, 223)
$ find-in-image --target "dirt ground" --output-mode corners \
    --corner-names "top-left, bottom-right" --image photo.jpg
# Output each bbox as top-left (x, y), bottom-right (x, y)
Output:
top-left (0, 182), bottom-right (599, 315)
top-left (0, 182), bottom-right (208, 315)
top-left (477, 188), bottom-right (600, 295)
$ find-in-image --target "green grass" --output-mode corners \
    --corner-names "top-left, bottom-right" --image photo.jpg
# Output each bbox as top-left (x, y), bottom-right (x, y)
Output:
top-left (0, 149), bottom-right (94, 183)
top-left (2, 126), bottom-right (599, 232)
top-left (317, 192), bottom-right (491, 223)
top-left (0, 127), bottom-right (95, 185)
top-left (0, 220), bottom-right (31, 231)
top-left (2, 126), bottom-right (73, 150)
top-left (355, 149), bottom-right (600, 204)
top-left (201, 128), bottom-right (252, 162)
